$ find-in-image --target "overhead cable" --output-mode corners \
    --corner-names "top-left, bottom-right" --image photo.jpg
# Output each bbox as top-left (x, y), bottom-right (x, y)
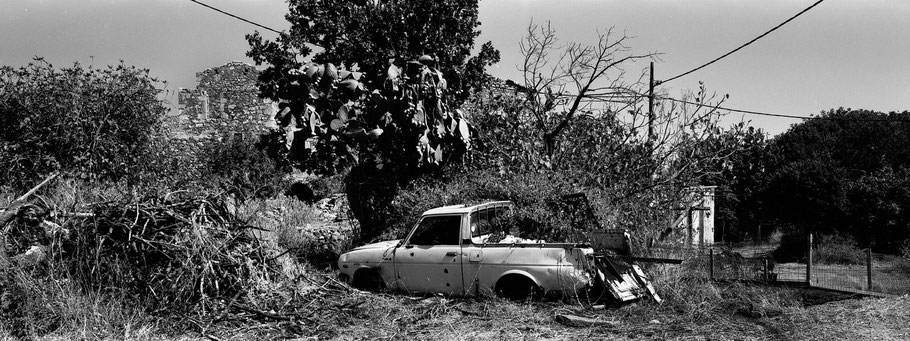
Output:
top-left (659, 96), bottom-right (910, 122)
top-left (188, 0), bottom-right (283, 34)
top-left (660, 0), bottom-right (825, 85)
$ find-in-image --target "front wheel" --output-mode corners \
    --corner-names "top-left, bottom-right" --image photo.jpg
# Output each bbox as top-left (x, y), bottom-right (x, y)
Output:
top-left (351, 269), bottom-right (384, 291)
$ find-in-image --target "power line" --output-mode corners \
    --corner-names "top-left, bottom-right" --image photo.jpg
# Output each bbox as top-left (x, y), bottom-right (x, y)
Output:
top-left (526, 87), bottom-right (907, 123)
top-left (660, 0), bottom-right (825, 85)
top-left (659, 96), bottom-right (910, 122)
top-left (189, 0), bottom-right (283, 35)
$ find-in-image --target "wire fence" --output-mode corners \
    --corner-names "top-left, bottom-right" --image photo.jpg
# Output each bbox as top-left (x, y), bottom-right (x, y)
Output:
top-left (644, 237), bottom-right (910, 296)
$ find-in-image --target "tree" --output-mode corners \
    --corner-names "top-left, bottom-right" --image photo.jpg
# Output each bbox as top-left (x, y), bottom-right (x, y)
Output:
top-left (246, 0), bottom-right (497, 173)
top-left (511, 23), bottom-right (736, 193)
top-left (693, 125), bottom-right (770, 242)
top-left (0, 58), bottom-right (167, 189)
top-left (516, 22), bottom-right (656, 159)
top-left (467, 22), bottom-right (744, 244)
top-left (762, 108), bottom-right (910, 252)
top-left (246, 0), bottom-right (499, 241)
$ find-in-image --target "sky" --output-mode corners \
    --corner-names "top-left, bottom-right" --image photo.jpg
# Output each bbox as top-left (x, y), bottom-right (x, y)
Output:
top-left (1, 0), bottom-right (908, 136)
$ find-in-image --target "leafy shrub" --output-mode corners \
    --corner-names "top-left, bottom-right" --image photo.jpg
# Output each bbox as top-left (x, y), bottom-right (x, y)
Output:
top-left (772, 232), bottom-right (865, 265)
top-left (813, 233), bottom-right (865, 265)
top-left (379, 168), bottom-right (590, 242)
top-left (199, 134), bottom-right (286, 200)
top-left (0, 58), bottom-right (166, 190)
top-left (241, 196), bottom-right (352, 269)
top-left (898, 240), bottom-right (910, 273)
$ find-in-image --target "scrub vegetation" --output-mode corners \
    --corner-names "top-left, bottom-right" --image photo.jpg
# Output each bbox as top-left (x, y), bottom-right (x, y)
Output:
top-left (2, 0), bottom-right (909, 340)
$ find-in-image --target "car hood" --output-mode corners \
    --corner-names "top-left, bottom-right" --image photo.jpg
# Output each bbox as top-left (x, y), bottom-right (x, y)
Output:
top-left (350, 239), bottom-right (400, 252)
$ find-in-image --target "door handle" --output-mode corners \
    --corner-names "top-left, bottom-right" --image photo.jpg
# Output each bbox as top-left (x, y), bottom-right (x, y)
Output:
top-left (446, 251), bottom-right (459, 256)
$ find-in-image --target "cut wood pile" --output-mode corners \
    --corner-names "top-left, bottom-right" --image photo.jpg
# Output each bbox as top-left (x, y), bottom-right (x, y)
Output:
top-left (70, 195), bottom-right (279, 312)
top-left (1, 179), bottom-right (286, 314)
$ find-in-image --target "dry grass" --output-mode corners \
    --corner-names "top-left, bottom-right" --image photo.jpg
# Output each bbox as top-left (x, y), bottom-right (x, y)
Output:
top-left (0, 267), bottom-right (161, 340)
top-left (4, 181), bottom-right (910, 340)
top-left (780, 295), bottom-right (910, 340)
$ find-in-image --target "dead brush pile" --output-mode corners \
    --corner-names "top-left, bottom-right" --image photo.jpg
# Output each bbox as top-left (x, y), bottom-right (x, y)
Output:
top-left (63, 194), bottom-right (281, 313)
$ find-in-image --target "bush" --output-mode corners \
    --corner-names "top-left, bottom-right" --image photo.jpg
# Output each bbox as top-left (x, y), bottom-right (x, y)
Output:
top-left (0, 58), bottom-right (166, 190)
top-left (241, 196), bottom-right (353, 269)
top-left (772, 232), bottom-right (865, 265)
top-left (199, 134), bottom-right (286, 200)
top-left (898, 240), bottom-right (910, 273)
top-left (379, 168), bottom-right (591, 242)
top-left (813, 233), bottom-right (865, 265)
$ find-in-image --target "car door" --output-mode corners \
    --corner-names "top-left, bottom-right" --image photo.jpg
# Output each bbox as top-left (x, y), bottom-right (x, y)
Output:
top-left (392, 214), bottom-right (465, 295)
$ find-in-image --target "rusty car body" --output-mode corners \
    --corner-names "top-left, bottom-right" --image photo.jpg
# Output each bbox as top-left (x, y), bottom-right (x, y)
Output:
top-left (337, 201), bottom-right (660, 302)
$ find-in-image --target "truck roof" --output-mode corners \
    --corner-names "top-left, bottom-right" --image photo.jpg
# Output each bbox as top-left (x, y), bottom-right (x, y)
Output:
top-left (422, 201), bottom-right (513, 215)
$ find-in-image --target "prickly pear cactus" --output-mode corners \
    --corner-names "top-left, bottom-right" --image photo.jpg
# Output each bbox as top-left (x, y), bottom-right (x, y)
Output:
top-left (272, 55), bottom-right (474, 175)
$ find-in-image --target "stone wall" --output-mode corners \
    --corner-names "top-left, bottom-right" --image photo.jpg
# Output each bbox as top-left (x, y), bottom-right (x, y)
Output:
top-left (164, 61), bottom-right (278, 143)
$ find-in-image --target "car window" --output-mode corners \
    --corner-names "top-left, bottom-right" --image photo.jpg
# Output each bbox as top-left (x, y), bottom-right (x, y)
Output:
top-left (408, 215), bottom-right (462, 245)
top-left (469, 209), bottom-right (491, 238)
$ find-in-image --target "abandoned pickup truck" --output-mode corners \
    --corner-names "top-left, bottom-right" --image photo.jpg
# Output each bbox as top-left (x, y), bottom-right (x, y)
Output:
top-left (338, 201), bottom-right (660, 303)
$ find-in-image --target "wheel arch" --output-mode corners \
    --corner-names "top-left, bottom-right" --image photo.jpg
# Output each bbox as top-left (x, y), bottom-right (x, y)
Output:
top-left (495, 270), bottom-right (541, 289)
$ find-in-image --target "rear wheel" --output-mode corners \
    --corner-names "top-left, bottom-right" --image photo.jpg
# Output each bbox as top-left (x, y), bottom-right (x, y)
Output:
top-left (495, 275), bottom-right (540, 301)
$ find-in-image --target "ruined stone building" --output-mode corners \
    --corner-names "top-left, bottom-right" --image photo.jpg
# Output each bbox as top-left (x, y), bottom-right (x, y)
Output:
top-left (165, 61), bottom-right (277, 142)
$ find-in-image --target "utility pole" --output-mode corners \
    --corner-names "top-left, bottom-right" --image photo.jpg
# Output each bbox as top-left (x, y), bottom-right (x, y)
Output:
top-left (648, 61), bottom-right (655, 143)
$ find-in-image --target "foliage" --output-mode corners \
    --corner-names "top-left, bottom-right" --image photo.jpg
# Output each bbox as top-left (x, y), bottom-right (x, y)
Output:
top-left (763, 108), bottom-right (910, 253)
top-left (812, 233), bottom-right (865, 265)
top-left (772, 232), bottom-right (865, 265)
top-left (463, 76), bottom-right (743, 245)
top-left (246, 0), bottom-right (500, 241)
top-left (899, 240), bottom-right (910, 273)
top-left (249, 0), bottom-right (484, 89)
top-left (246, 0), bottom-right (498, 174)
top-left (516, 21), bottom-right (655, 158)
top-left (380, 169), bottom-right (579, 241)
top-left (0, 58), bottom-right (167, 190)
top-left (199, 135), bottom-right (287, 200)
top-left (692, 125), bottom-right (770, 242)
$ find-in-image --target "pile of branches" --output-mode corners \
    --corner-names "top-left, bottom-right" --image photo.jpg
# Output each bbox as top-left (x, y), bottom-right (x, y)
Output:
top-left (65, 194), bottom-right (279, 313)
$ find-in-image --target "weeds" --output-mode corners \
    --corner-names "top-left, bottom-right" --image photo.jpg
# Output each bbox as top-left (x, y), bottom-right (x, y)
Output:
top-left (0, 266), bottom-right (160, 340)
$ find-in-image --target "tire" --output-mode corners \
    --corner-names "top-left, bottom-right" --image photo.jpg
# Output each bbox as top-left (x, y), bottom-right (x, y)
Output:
top-left (351, 269), bottom-right (384, 291)
top-left (495, 275), bottom-right (539, 301)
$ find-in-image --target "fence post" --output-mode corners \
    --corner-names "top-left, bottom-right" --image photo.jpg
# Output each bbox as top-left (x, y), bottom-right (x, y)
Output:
top-left (866, 248), bottom-right (873, 291)
top-left (806, 233), bottom-right (813, 286)
top-left (709, 248), bottom-right (714, 280)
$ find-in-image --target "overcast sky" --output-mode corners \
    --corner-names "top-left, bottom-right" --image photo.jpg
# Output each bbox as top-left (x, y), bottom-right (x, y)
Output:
top-left (2, 0), bottom-right (908, 135)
